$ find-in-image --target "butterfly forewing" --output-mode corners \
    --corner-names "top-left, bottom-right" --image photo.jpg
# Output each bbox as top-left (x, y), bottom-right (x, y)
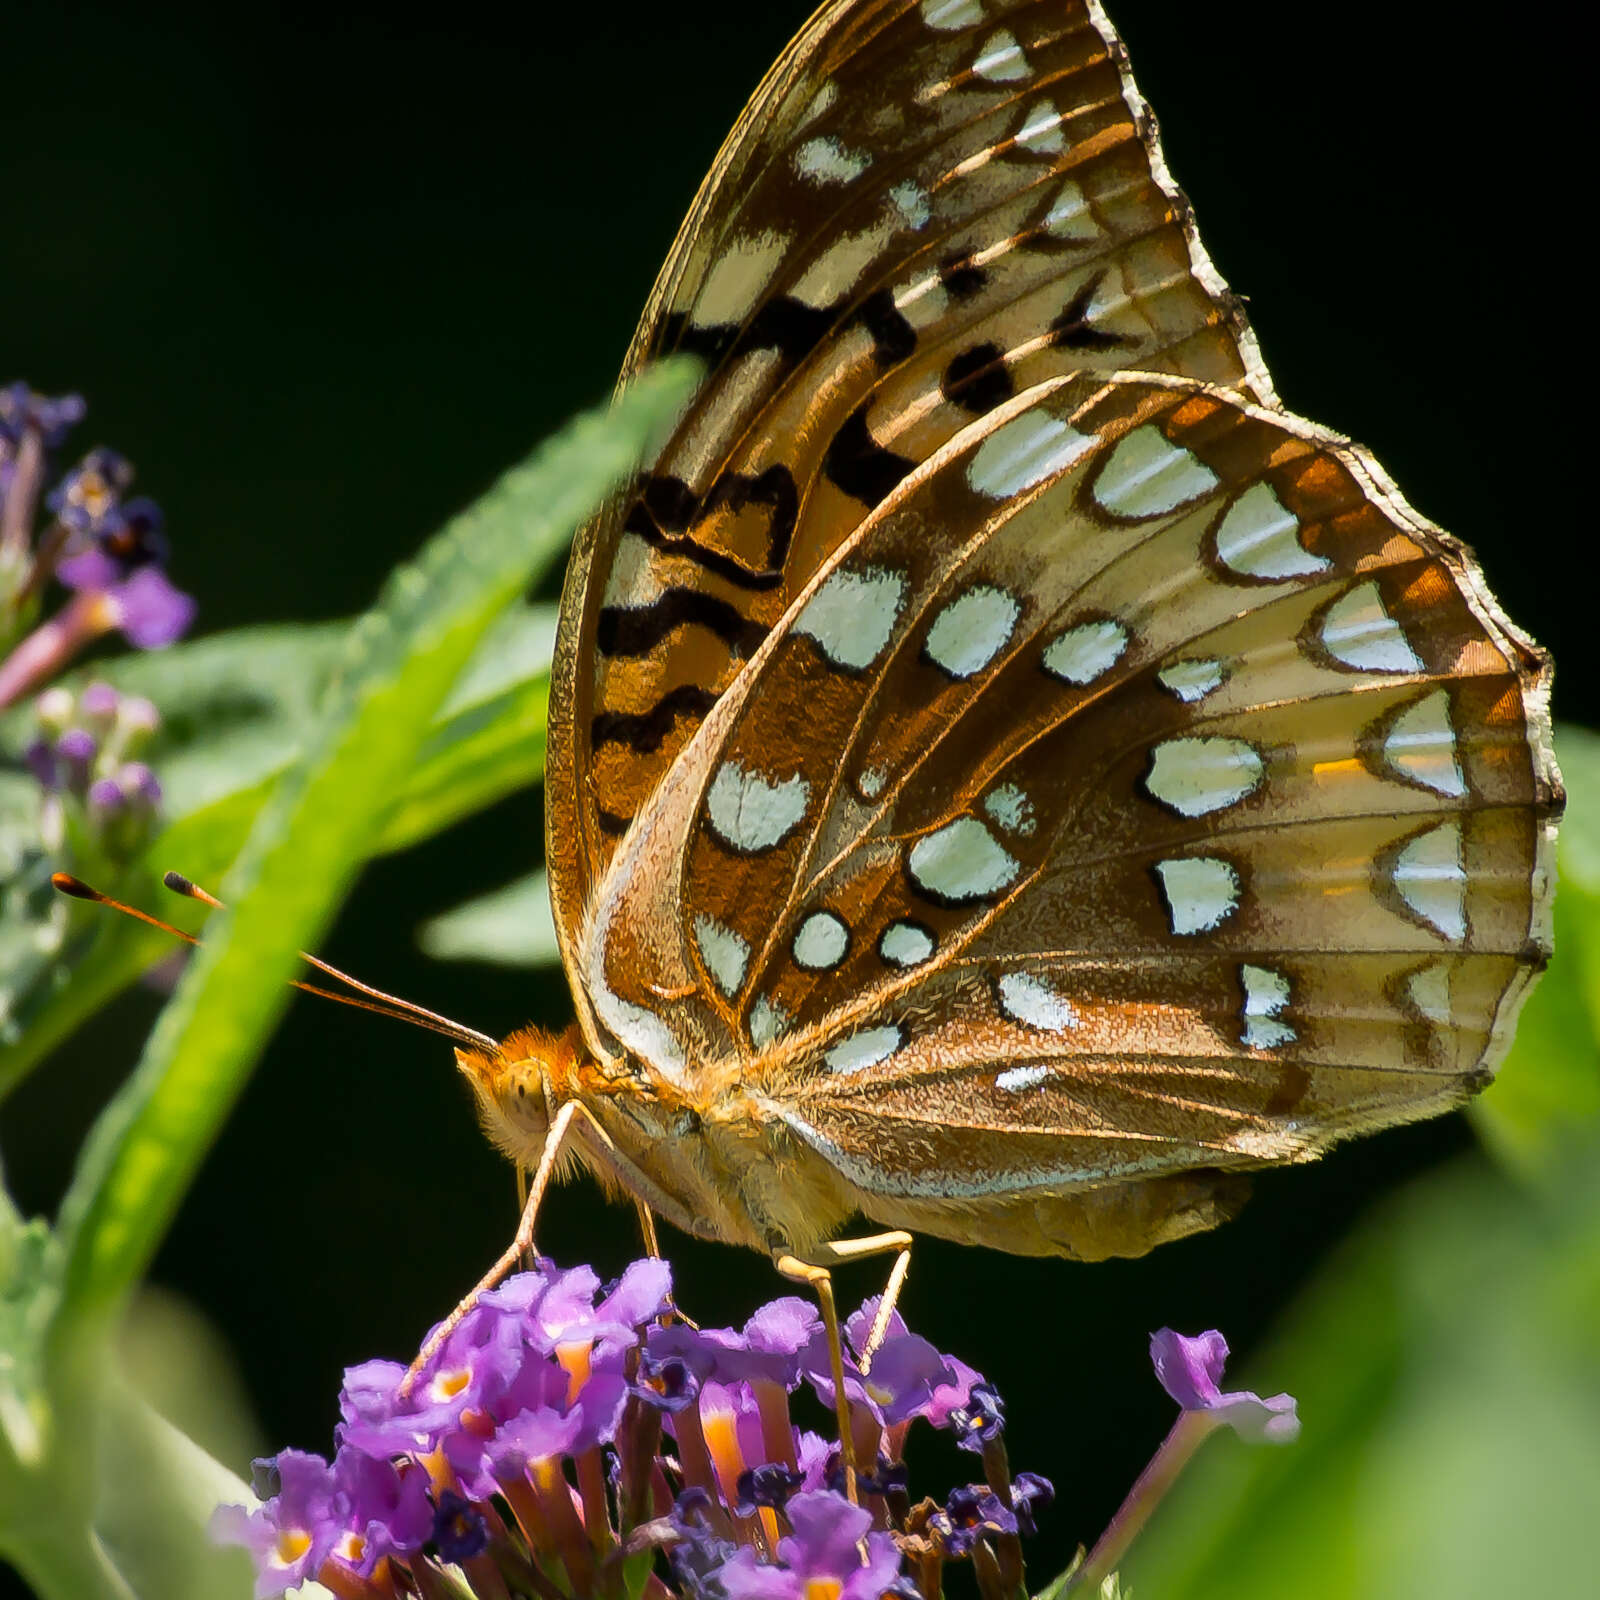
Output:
top-left (574, 371), bottom-right (1556, 1248)
top-left (547, 0), bottom-right (1277, 982)
top-left (540, 0), bottom-right (1558, 1263)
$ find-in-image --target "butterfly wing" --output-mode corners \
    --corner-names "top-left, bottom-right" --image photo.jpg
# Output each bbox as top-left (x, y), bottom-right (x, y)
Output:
top-left (577, 372), bottom-right (1558, 1252)
top-left (546, 0), bottom-right (1277, 1012)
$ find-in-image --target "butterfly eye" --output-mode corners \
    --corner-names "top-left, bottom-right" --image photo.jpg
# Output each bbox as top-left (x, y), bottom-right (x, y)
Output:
top-left (455, 1032), bottom-right (563, 1168)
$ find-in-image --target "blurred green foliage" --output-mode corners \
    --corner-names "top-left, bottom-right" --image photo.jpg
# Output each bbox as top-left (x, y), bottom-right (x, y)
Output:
top-left (419, 868), bottom-right (559, 968)
top-left (0, 366), bottom-right (695, 1600)
top-left (0, 602), bottom-right (556, 1099)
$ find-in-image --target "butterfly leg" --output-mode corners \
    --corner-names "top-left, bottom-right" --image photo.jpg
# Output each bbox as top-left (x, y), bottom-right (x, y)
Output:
top-left (516, 1166), bottom-right (535, 1270)
top-left (401, 1098), bottom-right (584, 1394)
top-left (813, 1230), bottom-right (914, 1368)
top-left (774, 1252), bottom-right (859, 1501)
top-left (774, 1230), bottom-right (913, 1498)
top-left (635, 1198), bottom-right (700, 1330)
top-left (634, 1198), bottom-right (662, 1258)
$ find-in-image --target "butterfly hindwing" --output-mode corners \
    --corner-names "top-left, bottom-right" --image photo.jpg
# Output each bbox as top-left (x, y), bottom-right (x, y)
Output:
top-left (575, 373), bottom-right (1556, 1230)
top-left (546, 0), bottom-right (1277, 986)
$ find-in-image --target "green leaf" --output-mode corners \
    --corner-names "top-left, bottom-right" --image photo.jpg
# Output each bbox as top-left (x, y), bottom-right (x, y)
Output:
top-left (117, 1286), bottom-right (265, 1477)
top-left (0, 1209), bottom-right (58, 1469)
top-left (49, 361), bottom-right (697, 1329)
top-left (377, 606), bottom-right (554, 855)
top-left (88, 1383), bottom-right (287, 1600)
top-left (1119, 1146), bottom-right (1600, 1600)
top-left (418, 868), bottom-right (560, 966)
top-left (1471, 724), bottom-right (1600, 1175)
top-left (1031, 1550), bottom-right (1087, 1600)
top-left (0, 604), bottom-right (557, 1098)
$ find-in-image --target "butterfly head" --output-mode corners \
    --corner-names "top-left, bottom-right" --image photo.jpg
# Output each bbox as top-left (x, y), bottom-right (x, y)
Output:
top-left (454, 1023), bottom-right (587, 1168)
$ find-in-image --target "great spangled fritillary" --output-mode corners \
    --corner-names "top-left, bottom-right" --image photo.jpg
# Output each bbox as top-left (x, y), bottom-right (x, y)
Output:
top-left (457, 0), bottom-right (1560, 1270)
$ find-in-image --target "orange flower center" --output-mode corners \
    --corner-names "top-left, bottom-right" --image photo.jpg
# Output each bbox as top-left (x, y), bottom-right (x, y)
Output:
top-left (699, 1404), bottom-right (746, 1498)
top-left (273, 1528), bottom-right (312, 1566)
top-left (556, 1340), bottom-right (593, 1407)
top-left (431, 1367), bottom-right (472, 1402)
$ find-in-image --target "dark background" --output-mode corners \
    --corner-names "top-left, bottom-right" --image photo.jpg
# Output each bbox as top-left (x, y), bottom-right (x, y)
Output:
top-left (2, 3), bottom-right (1585, 1594)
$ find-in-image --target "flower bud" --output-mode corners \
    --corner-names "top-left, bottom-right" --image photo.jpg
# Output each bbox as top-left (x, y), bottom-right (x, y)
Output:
top-left (35, 685), bottom-right (75, 735)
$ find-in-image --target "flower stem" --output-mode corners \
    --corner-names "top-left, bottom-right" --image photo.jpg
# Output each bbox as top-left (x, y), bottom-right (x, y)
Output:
top-left (1, 425), bottom-right (43, 560)
top-left (533, 1458), bottom-right (597, 1597)
top-left (317, 1562), bottom-right (397, 1600)
top-left (0, 592), bottom-right (104, 709)
top-left (668, 1409), bottom-right (731, 1535)
top-left (13, 518), bottom-right (70, 607)
top-left (464, 1551), bottom-right (514, 1600)
top-left (1071, 1409), bottom-right (1219, 1593)
top-left (409, 1557), bottom-right (477, 1600)
top-left (752, 1380), bottom-right (796, 1471)
top-left (576, 1446), bottom-right (613, 1555)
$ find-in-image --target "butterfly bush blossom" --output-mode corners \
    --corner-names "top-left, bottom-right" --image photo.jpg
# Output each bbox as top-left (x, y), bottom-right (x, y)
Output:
top-left (2, 380), bottom-right (191, 933)
top-left (1065, 1326), bottom-right (1302, 1594)
top-left (1149, 1327), bottom-right (1300, 1444)
top-left (213, 1257), bottom-right (1060, 1600)
top-left (0, 380), bottom-right (194, 710)
top-left (27, 682), bottom-right (164, 863)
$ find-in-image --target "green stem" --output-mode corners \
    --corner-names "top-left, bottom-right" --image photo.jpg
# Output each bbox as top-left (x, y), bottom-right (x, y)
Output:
top-left (1070, 1410), bottom-right (1220, 1593)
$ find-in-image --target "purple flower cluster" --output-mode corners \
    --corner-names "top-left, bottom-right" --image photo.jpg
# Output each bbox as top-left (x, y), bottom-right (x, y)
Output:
top-left (643, 1291), bottom-right (1042, 1600)
top-left (1, 381), bottom-right (193, 711)
top-left (27, 681), bottom-right (163, 860)
top-left (213, 1259), bottom-right (1054, 1600)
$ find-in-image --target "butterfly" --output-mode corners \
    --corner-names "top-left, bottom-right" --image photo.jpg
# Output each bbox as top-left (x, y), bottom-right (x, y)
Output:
top-left (451, 0), bottom-right (1560, 1306)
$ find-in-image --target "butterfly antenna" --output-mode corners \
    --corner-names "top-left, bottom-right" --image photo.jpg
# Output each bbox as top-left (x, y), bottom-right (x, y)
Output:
top-left (51, 871), bottom-right (500, 1053)
top-left (52, 872), bottom-right (200, 946)
top-left (159, 871), bottom-right (500, 1053)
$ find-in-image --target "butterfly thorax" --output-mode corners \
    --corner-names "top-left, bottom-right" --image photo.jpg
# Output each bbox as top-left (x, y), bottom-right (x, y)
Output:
top-left (456, 1023), bottom-right (863, 1256)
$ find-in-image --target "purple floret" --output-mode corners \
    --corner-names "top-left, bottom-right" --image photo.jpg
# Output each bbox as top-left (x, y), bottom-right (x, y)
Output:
top-left (47, 447), bottom-right (133, 534)
top-left (930, 1483), bottom-right (1017, 1557)
top-left (329, 1448), bottom-right (433, 1575)
top-left (86, 776), bottom-right (124, 817)
top-left (949, 1379), bottom-right (1006, 1451)
top-left (488, 1255), bottom-right (670, 1356)
top-left (432, 1488), bottom-right (490, 1564)
top-left (800, 1306), bottom-right (962, 1432)
top-left (717, 1489), bottom-right (907, 1600)
top-left (105, 565), bottom-right (196, 648)
top-left (77, 680), bottom-right (120, 721)
top-left (209, 1450), bottom-right (340, 1600)
top-left (1150, 1327), bottom-right (1300, 1443)
top-left (0, 383), bottom-right (86, 448)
